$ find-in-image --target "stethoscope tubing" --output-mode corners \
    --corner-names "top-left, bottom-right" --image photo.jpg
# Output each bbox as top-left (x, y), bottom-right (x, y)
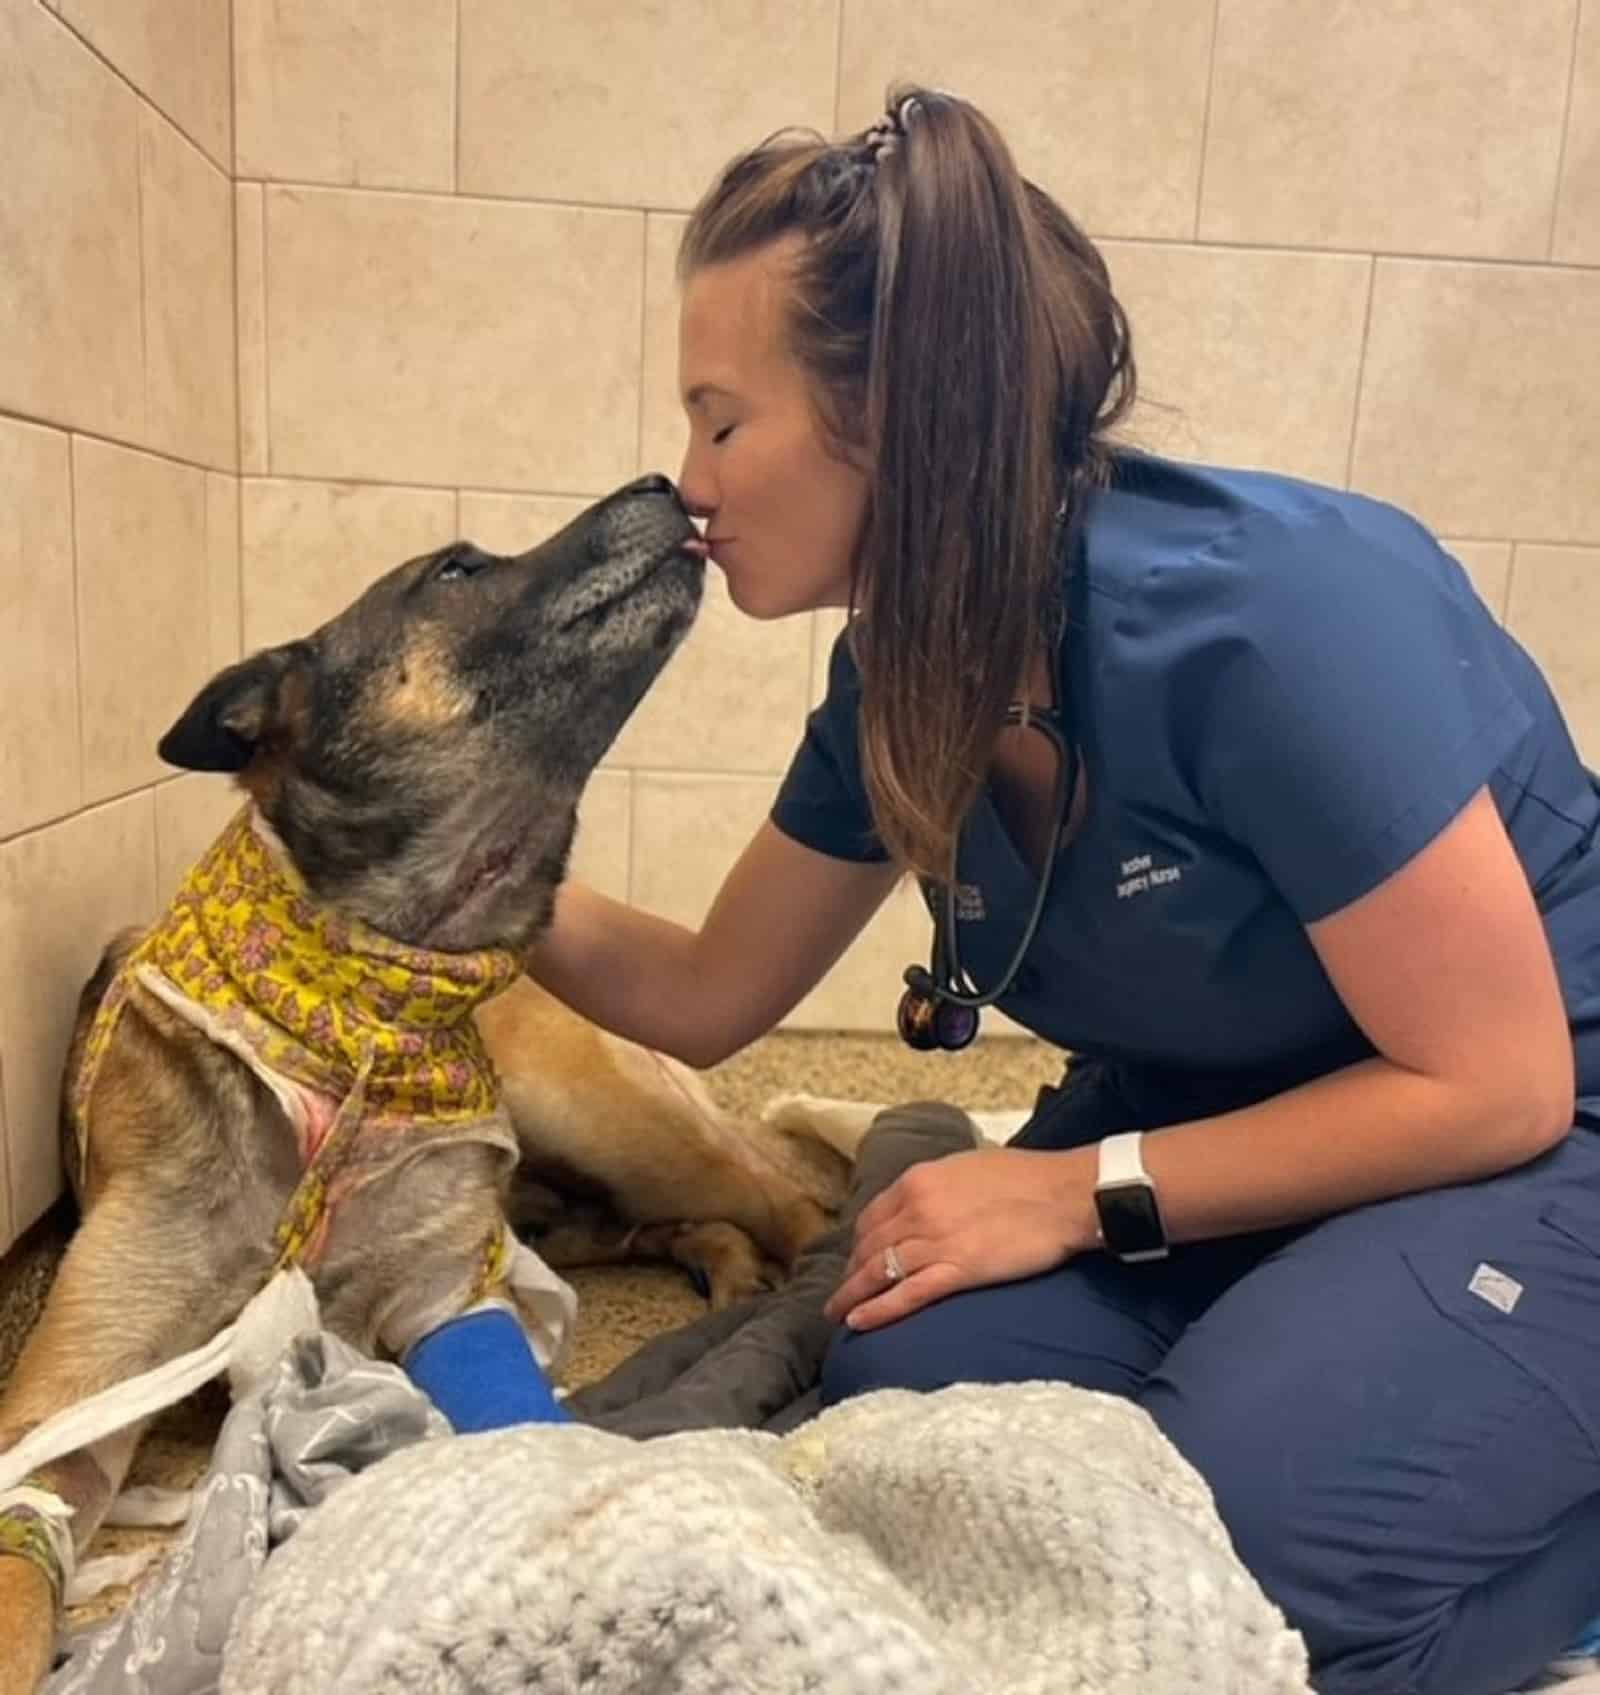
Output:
top-left (912, 701), bottom-right (1080, 1012)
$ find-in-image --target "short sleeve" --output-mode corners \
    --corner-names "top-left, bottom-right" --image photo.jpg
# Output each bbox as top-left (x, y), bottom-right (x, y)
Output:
top-left (1150, 506), bottom-right (1533, 923)
top-left (770, 626), bottom-right (890, 863)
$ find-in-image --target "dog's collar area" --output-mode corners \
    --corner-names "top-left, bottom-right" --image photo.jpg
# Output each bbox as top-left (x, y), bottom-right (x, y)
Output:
top-left (128, 806), bottom-right (521, 1109)
top-left (72, 806), bottom-right (525, 1274)
top-left (246, 803), bottom-right (522, 1019)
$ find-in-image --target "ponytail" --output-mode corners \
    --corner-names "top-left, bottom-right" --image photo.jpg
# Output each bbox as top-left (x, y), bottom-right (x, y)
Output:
top-left (682, 86), bottom-right (1135, 878)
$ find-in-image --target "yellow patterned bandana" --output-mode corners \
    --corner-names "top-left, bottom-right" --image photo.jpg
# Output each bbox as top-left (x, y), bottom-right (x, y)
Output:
top-left (74, 806), bottom-right (522, 1270)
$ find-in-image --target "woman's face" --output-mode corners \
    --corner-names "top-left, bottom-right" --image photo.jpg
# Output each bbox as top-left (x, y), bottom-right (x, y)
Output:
top-left (677, 239), bottom-right (869, 619)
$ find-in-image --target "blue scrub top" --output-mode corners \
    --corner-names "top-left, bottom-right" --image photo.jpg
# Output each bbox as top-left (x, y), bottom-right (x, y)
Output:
top-left (772, 453), bottom-right (1600, 1108)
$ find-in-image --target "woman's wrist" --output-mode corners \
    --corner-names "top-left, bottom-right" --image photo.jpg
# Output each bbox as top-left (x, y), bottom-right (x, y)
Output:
top-left (1040, 1145), bottom-right (1102, 1260)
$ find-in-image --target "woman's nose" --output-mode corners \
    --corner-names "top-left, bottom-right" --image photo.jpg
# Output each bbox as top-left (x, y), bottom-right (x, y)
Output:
top-left (676, 440), bottom-right (716, 521)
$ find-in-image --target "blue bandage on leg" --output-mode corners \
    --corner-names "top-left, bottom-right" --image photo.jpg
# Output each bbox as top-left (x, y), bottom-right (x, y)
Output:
top-left (402, 1305), bottom-right (570, 1433)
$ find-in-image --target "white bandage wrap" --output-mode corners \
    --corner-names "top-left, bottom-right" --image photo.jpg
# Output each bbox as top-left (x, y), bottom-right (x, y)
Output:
top-left (377, 1226), bottom-right (575, 1368)
top-left (67, 1546), bottom-right (164, 1606)
top-left (0, 1483), bottom-right (77, 1593)
top-left (0, 1269), bottom-right (319, 1502)
top-left (100, 1485), bottom-right (193, 1529)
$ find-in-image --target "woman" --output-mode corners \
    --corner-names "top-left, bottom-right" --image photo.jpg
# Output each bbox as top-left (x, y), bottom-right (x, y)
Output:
top-left (528, 88), bottom-right (1600, 1695)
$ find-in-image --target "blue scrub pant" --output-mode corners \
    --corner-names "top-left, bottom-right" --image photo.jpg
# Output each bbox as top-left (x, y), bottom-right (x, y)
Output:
top-left (821, 1065), bottom-right (1600, 1695)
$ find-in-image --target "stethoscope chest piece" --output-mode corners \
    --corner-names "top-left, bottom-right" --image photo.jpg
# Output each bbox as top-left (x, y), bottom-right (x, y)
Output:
top-left (897, 972), bottom-right (981, 1052)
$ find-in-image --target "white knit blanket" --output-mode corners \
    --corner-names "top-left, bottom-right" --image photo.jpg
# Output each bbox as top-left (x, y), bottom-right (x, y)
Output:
top-left (220, 1380), bottom-right (1312, 1694)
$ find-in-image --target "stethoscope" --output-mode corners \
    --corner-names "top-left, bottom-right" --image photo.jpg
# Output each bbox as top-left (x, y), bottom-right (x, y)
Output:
top-left (897, 693), bottom-right (1081, 1052)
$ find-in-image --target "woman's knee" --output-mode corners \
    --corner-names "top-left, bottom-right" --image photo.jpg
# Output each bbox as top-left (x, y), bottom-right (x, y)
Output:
top-left (819, 1308), bottom-right (963, 1405)
top-left (1141, 1395), bottom-right (1409, 1689)
top-left (1140, 1275), bottom-right (1600, 1695)
top-left (820, 1274), bottom-right (1164, 1407)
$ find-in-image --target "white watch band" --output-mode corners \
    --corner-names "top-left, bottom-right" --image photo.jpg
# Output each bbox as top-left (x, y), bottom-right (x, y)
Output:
top-left (1096, 1130), bottom-right (1147, 1189)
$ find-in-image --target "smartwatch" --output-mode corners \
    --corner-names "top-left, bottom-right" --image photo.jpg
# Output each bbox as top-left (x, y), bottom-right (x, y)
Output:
top-left (1093, 1132), bottom-right (1169, 1263)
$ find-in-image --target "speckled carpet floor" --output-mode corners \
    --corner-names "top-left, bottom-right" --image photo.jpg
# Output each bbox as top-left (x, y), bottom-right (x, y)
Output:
top-left (0, 1027), bottom-right (1063, 1628)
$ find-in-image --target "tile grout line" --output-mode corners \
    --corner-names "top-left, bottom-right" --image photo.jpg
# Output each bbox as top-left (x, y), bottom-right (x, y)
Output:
top-left (224, 0), bottom-right (244, 661)
top-left (1, 403), bottom-right (1589, 554)
top-left (110, 157), bottom-right (1600, 275)
top-left (35, 0), bottom-right (1593, 279)
top-left (67, 435), bottom-right (87, 842)
top-left (227, 0), bottom-right (244, 657)
top-left (0, 777), bottom-right (228, 853)
top-left (39, 2), bottom-right (231, 175)
top-left (134, 101), bottom-right (150, 454)
top-left (3, 757), bottom-right (790, 849)
top-left (452, 0), bottom-right (462, 195)
top-left (0, 409), bottom-right (231, 479)
top-left (235, 376), bottom-right (246, 656)
top-left (5, 407), bottom-right (1592, 565)
top-left (150, 759), bottom-right (164, 908)
top-left (234, 175), bottom-right (693, 218)
top-left (831, 0), bottom-right (845, 134)
top-left (1191, 0), bottom-right (1224, 241)
top-left (1548, 0), bottom-right (1586, 260)
top-left (260, 184), bottom-right (274, 480)
top-left (1099, 231), bottom-right (1596, 272)
top-left (635, 214), bottom-right (650, 476)
top-left (1342, 255), bottom-right (1378, 491)
top-left (228, 0), bottom-right (239, 177)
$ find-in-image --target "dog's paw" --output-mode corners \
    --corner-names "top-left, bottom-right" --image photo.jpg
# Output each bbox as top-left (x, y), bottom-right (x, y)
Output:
top-left (675, 1221), bottom-right (773, 1310)
top-left (702, 1262), bottom-right (780, 1310)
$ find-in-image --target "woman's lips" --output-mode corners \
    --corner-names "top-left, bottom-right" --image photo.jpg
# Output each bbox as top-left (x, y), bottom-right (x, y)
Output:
top-left (681, 535), bottom-right (732, 562)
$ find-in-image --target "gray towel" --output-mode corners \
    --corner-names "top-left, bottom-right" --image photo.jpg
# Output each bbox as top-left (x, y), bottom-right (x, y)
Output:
top-left (566, 1103), bottom-right (980, 1437)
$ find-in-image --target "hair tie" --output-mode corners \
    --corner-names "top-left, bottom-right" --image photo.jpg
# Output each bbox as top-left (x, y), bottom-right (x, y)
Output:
top-left (862, 92), bottom-right (926, 165)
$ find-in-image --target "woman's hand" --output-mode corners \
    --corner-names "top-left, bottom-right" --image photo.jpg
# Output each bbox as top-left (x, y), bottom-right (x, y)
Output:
top-left (823, 1145), bottom-right (1101, 1331)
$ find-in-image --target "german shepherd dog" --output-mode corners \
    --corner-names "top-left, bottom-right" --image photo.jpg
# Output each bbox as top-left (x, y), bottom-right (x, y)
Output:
top-left (0, 475), bottom-right (838, 1692)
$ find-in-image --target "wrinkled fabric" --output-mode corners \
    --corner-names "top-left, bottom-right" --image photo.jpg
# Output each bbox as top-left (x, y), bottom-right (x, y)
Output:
top-left (47, 1329), bottom-right (447, 1695)
top-left (568, 1103), bottom-right (979, 1437)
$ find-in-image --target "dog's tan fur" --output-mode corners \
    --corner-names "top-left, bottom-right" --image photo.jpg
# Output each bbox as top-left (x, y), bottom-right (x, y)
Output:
top-left (483, 977), bottom-right (839, 1297)
top-left (0, 479), bottom-right (848, 1691)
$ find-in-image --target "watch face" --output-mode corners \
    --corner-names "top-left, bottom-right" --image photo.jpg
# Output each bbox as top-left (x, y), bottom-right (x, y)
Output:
top-left (1097, 1181), bottom-right (1165, 1258)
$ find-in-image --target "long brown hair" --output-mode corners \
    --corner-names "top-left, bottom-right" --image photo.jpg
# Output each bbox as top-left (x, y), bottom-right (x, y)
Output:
top-left (680, 86), bottom-right (1135, 879)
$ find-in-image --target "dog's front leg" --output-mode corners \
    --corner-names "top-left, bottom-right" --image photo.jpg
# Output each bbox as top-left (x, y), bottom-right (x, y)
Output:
top-left (316, 1145), bottom-right (574, 1433)
top-left (0, 1188), bottom-right (269, 1693)
top-left (0, 1421), bottom-right (143, 1693)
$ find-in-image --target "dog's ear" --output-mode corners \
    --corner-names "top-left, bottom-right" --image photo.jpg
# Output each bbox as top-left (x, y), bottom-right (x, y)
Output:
top-left (158, 644), bottom-right (313, 773)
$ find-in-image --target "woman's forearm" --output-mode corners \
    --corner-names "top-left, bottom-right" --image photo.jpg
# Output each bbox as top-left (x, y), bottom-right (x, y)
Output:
top-left (522, 825), bottom-right (900, 1069)
top-left (521, 880), bottom-right (713, 1064)
top-left (1111, 1055), bottom-right (1571, 1248)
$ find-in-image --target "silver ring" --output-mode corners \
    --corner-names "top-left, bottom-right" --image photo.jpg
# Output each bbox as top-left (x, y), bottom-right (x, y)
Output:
top-left (882, 1244), bottom-right (905, 1285)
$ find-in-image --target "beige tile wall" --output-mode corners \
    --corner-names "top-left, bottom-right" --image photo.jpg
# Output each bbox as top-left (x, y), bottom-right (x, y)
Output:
top-left (2, 0), bottom-right (1597, 1249)
top-left (1, 0), bottom-right (238, 1250)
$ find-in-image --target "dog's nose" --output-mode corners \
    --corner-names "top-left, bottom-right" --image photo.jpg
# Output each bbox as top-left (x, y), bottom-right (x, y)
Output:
top-left (619, 473), bottom-right (683, 508)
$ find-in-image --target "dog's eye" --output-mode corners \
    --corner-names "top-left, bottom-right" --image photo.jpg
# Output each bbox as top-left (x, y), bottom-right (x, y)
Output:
top-left (435, 544), bottom-right (493, 583)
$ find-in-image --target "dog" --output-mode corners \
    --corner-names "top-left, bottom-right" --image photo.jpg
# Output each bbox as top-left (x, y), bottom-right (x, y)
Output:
top-left (0, 474), bottom-right (846, 1692)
